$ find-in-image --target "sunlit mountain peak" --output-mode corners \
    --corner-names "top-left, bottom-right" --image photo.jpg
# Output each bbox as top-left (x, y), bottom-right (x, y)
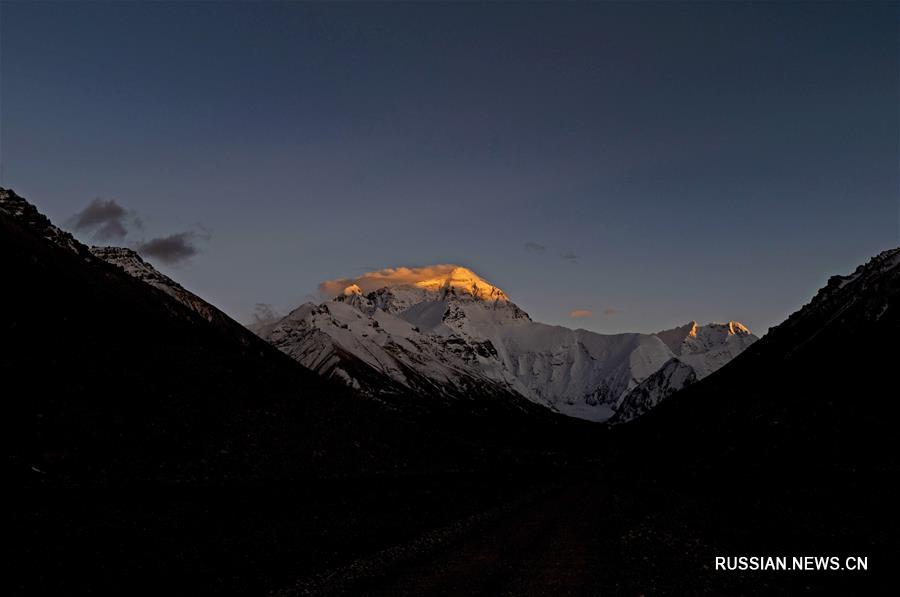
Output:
top-left (413, 266), bottom-right (509, 302)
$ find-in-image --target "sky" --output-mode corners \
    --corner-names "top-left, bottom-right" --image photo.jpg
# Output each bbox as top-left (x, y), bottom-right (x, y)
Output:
top-left (1, 1), bottom-right (897, 334)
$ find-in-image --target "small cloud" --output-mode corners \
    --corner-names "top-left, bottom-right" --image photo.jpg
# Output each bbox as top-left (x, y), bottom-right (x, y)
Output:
top-left (524, 242), bottom-right (546, 252)
top-left (603, 308), bottom-right (619, 316)
top-left (193, 223), bottom-right (213, 241)
top-left (561, 252), bottom-right (578, 263)
top-left (252, 303), bottom-right (281, 323)
top-left (570, 309), bottom-right (593, 319)
top-left (136, 232), bottom-right (201, 265)
top-left (70, 198), bottom-right (135, 240)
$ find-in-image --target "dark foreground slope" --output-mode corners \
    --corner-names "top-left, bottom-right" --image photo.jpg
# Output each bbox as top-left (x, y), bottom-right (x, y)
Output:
top-left (1, 188), bottom-right (587, 596)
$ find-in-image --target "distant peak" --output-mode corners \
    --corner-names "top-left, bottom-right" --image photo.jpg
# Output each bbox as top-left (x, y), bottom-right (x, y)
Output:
top-left (656, 320), bottom-right (755, 354)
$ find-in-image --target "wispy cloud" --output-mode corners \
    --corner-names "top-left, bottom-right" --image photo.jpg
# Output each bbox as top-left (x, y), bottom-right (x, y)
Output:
top-left (603, 308), bottom-right (619, 316)
top-left (570, 309), bottom-right (593, 319)
top-left (524, 242), bottom-right (546, 252)
top-left (136, 232), bottom-right (200, 265)
top-left (561, 251), bottom-right (579, 263)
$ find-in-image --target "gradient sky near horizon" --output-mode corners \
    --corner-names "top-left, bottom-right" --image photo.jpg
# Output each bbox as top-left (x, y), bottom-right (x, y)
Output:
top-left (1, 1), bottom-right (897, 334)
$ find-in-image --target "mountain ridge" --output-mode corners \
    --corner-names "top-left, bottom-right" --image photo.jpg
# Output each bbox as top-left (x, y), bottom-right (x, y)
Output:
top-left (258, 266), bottom-right (757, 422)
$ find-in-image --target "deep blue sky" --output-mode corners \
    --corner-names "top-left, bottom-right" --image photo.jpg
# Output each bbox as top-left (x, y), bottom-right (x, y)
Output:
top-left (2, 1), bottom-right (897, 333)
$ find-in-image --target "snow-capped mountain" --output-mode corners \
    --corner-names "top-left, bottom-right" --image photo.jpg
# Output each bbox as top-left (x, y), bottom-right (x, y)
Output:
top-left (254, 265), bottom-right (757, 421)
top-left (249, 267), bottom-right (538, 410)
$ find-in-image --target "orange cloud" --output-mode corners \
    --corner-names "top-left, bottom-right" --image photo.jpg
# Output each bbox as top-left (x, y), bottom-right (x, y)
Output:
top-left (319, 264), bottom-right (461, 297)
top-left (569, 309), bottom-right (593, 319)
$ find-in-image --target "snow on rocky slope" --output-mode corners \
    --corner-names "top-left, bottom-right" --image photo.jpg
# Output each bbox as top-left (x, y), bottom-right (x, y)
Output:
top-left (87, 245), bottom-right (262, 346)
top-left (254, 265), bottom-right (758, 422)
top-left (89, 246), bottom-right (226, 323)
top-left (655, 320), bottom-right (757, 378)
top-left (253, 299), bottom-right (520, 407)
top-left (610, 358), bottom-right (698, 423)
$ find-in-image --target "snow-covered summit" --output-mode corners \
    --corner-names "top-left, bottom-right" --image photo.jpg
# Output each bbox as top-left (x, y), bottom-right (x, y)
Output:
top-left (413, 266), bottom-right (509, 302)
top-left (332, 265), bottom-right (528, 326)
